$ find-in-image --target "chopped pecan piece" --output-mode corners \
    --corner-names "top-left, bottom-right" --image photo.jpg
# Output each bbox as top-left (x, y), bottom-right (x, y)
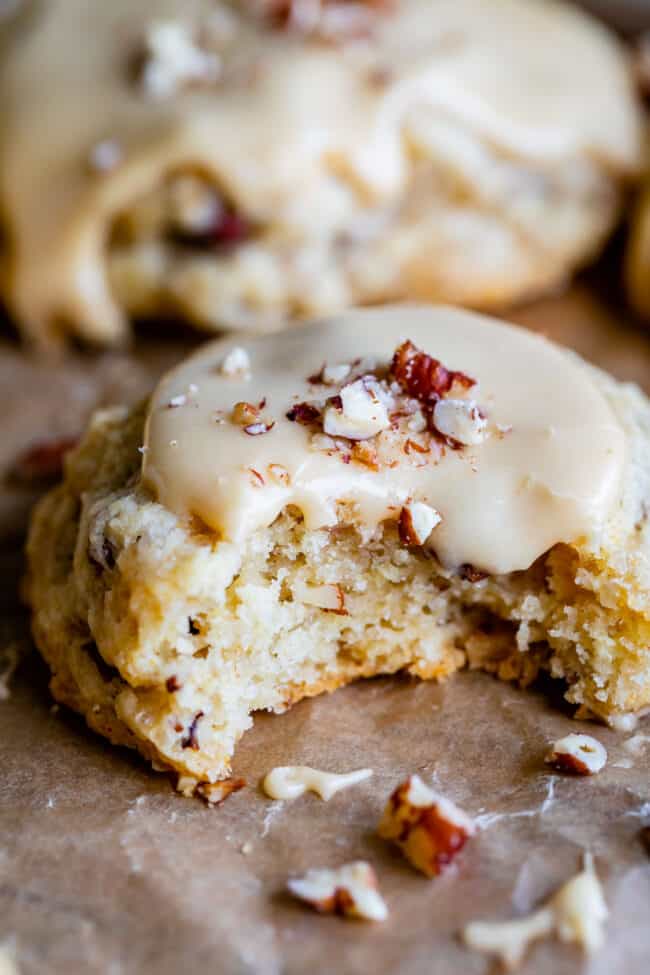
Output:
top-left (294, 581), bottom-right (348, 615)
top-left (390, 339), bottom-right (475, 405)
top-left (196, 777), bottom-right (246, 806)
top-left (378, 774), bottom-right (475, 877)
top-left (459, 564), bottom-right (488, 583)
top-left (181, 710), bottom-right (205, 750)
top-left (545, 733), bottom-right (607, 775)
top-left (286, 402), bottom-right (321, 425)
top-left (432, 399), bottom-right (487, 446)
top-left (232, 401), bottom-right (260, 425)
top-left (244, 421), bottom-right (275, 436)
top-left (398, 503), bottom-right (441, 546)
top-left (266, 0), bottom-right (395, 41)
top-left (323, 379), bottom-right (389, 440)
top-left (287, 861), bottom-right (388, 922)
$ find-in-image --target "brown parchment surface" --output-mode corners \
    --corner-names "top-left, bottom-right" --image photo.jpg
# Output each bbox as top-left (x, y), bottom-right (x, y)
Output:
top-left (1, 287), bottom-right (650, 975)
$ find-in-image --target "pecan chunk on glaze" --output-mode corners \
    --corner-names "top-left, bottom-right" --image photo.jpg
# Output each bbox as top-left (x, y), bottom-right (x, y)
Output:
top-left (389, 339), bottom-right (475, 406)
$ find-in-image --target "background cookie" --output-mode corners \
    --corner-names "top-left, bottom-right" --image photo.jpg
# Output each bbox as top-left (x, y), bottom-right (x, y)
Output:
top-left (0, 0), bottom-right (642, 344)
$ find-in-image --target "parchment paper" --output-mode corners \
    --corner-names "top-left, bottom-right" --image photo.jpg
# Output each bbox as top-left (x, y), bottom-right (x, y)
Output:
top-left (1, 287), bottom-right (650, 975)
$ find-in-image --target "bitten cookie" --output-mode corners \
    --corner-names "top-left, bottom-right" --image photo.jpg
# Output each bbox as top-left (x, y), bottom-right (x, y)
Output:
top-left (1, 0), bottom-right (642, 344)
top-left (25, 306), bottom-right (650, 792)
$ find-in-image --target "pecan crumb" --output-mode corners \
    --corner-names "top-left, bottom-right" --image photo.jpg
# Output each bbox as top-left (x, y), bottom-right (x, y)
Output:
top-left (196, 777), bottom-right (246, 806)
top-left (378, 774), bottom-right (475, 876)
top-left (545, 733), bottom-right (607, 776)
top-left (460, 564), bottom-right (488, 583)
top-left (232, 401), bottom-right (260, 425)
top-left (286, 402), bottom-right (321, 425)
top-left (398, 502), bottom-right (441, 546)
top-left (181, 710), bottom-right (205, 750)
top-left (266, 0), bottom-right (395, 42)
top-left (404, 438), bottom-right (430, 455)
top-left (244, 421), bottom-right (275, 436)
top-left (288, 861), bottom-right (388, 922)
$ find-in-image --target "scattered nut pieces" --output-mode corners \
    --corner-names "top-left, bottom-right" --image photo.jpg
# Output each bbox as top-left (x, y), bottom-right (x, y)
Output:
top-left (462, 853), bottom-right (608, 969)
top-left (220, 346), bottom-right (251, 378)
top-left (378, 774), bottom-right (475, 877)
top-left (545, 734), bottom-right (607, 776)
top-left (262, 766), bottom-right (373, 800)
top-left (287, 861), bottom-right (388, 922)
top-left (196, 777), bottom-right (246, 806)
top-left (432, 399), bottom-right (487, 446)
top-left (139, 20), bottom-right (221, 100)
top-left (398, 502), bottom-right (441, 546)
top-left (323, 379), bottom-right (390, 440)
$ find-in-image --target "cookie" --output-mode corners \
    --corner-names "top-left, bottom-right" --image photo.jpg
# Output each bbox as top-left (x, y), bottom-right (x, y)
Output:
top-left (1, 0), bottom-right (642, 344)
top-left (25, 306), bottom-right (650, 791)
